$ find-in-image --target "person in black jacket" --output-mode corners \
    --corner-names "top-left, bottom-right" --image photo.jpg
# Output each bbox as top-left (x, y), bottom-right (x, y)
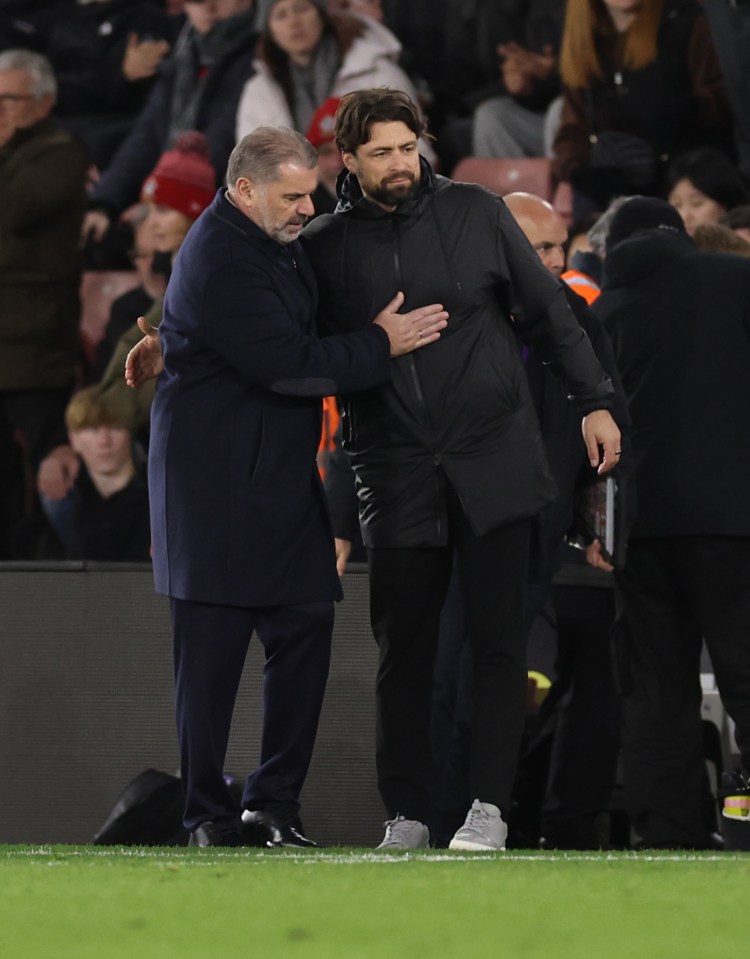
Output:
top-left (302, 88), bottom-right (622, 851)
top-left (81, 0), bottom-right (256, 246)
top-left (591, 195), bottom-right (750, 849)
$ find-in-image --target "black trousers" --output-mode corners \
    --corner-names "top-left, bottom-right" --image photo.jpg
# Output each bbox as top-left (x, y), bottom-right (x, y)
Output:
top-left (539, 583), bottom-right (620, 847)
top-left (368, 498), bottom-right (531, 822)
top-left (615, 536), bottom-right (750, 847)
top-left (171, 597), bottom-right (333, 831)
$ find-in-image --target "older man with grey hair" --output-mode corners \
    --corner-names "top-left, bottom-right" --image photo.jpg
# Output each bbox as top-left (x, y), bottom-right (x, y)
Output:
top-left (0, 49), bottom-right (88, 559)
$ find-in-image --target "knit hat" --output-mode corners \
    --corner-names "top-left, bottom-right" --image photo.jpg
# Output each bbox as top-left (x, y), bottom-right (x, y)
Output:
top-left (256, 0), bottom-right (327, 30)
top-left (606, 196), bottom-right (686, 255)
top-left (140, 132), bottom-right (216, 221)
top-left (306, 97), bottom-right (341, 148)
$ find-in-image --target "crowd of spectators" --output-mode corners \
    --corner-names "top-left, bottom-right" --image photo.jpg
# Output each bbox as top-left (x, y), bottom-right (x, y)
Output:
top-left (0, 0), bottom-right (749, 849)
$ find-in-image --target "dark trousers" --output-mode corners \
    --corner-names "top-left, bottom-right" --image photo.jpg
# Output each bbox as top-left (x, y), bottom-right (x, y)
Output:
top-left (615, 536), bottom-right (750, 847)
top-left (539, 583), bottom-right (620, 847)
top-left (368, 502), bottom-right (531, 822)
top-left (171, 597), bottom-right (333, 831)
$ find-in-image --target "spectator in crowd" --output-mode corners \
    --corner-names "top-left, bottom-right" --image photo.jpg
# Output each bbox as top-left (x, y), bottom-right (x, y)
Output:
top-left (470, 1), bottom-right (565, 163)
top-left (302, 88), bottom-right (620, 851)
top-left (62, 387), bottom-right (151, 562)
top-left (665, 145), bottom-right (750, 238)
top-left (235, 0), bottom-right (435, 163)
top-left (552, 0), bottom-right (733, 220)
top-left (721, 203), bottom-right (750, 244)
top-left (91, 208), bottom-right (167, 381)
top-left (124, 125), bottom-right (447, 849)
top-left (38, 0), bottom-right (177, 172)
top-left (305, 95), bottom-right (342, 216)
top-left (38, 131), bottom-right (217, 541)
top-left (0, 48), bottom-right (88, 558)
top-left (82, 0), bottom-right (256, 247)
top-left (703, 0), bottom-right (750, 179)
top-left (592, 196), bottom-right (750, 849)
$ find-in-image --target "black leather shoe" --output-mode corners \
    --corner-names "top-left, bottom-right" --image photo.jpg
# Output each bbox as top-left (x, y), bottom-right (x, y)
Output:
top-left (241, 809), bottom-right (319, 848)
top-left (188, 821), bottom-right (246, 847)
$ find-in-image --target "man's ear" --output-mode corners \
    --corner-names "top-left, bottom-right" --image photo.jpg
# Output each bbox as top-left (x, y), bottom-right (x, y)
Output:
top-left (234, 176), bottom-right (255, 207)
top-left (342, 151), bottom-right (357, 174)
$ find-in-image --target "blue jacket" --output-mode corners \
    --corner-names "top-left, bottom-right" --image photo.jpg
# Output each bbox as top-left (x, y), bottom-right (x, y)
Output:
top-left (149, 190), bottom-right (391, 606)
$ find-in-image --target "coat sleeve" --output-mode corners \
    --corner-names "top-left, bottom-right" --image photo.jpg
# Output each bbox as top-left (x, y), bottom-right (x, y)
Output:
top-left (494, 199), bottom-right (615, 413)
top-left (198, 264), bottom-right (392, 396)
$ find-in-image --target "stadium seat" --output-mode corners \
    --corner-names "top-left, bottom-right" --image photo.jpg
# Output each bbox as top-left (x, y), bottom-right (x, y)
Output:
top-left (79, 270), bottom-right (140, 368)
top-left (552, 181), bottom-right (574, 227)
top-left (450, 156), bottom-right (554, 201)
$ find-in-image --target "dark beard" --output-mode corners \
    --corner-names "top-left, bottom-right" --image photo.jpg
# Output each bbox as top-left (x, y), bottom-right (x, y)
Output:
top-left (369, 176), bottom-right (418, 207)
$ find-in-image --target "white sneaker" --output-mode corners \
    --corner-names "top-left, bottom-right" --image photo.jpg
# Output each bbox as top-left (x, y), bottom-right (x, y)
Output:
top-left (376, 815), bottom-right (430, 849)
top-left (449, 799), bottom-right (508, 851)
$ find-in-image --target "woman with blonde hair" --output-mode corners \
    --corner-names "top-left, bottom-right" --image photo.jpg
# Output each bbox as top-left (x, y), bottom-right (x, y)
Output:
top-left (552, 0), bottom-right (732, 218)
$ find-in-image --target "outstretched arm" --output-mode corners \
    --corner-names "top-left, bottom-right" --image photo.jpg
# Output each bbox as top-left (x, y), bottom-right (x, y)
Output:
top-left (125, 315), bottom-right (163, 388)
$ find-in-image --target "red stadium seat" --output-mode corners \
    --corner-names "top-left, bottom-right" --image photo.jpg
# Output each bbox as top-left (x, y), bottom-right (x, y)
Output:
top-left (450, 156), bottom-right (554, 201)
top-left (79, 270), bottom-right (140, 368)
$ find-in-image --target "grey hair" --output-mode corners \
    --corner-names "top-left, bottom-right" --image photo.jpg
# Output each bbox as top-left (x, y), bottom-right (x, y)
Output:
top-left (226, 126), bottom-right (317, 189)
top-left (587, 195), bottom-right (632, 259)
top-left (0, 49), bottom-right (57, 102)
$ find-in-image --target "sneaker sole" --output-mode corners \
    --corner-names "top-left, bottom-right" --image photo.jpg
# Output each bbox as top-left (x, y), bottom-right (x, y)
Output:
top-left (448, 839), bottom-right (505, 852)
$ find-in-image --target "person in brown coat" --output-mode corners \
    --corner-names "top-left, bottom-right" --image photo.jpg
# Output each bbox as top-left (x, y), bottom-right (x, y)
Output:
top-left (0, 48), bottom-right (88, 557)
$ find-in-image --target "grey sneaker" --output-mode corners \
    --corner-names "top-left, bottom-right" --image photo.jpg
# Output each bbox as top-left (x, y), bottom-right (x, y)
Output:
top-left (376, 816), bottom-right (430, 849)
top-left (449, 799), bottom-right (508, 851)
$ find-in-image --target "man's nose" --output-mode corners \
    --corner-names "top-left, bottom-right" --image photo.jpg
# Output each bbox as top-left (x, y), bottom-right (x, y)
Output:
top-left (298, 195), bottom-right (315, 217)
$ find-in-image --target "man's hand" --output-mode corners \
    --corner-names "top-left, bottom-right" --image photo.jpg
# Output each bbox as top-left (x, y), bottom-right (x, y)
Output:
top-left (498, 42), bottom-right (556, 92)
top-left (582, 409), bottom-right (621, 475)
top-left (374, 292), bottom-right (448, 356)
top-left (80, 210), bottom-right (111, 246)
top-left (335, 538), bottom-right (352, 577)
top-left (37, 444), bottom-right (80, 500)
top-left (125, 315), bottom-right (163, 387)
top-left (585, 538), bottom-right (614, 573)
top-left (122, 33), bottom-right (171, 81)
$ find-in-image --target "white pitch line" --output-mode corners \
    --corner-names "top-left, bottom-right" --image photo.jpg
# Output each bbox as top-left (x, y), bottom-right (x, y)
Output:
top-left (4, 848), bottom-right (749, 865)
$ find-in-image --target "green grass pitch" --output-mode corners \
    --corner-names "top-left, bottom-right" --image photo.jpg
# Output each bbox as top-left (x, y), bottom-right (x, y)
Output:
top-left (3, 846), bottom-right (749, 958)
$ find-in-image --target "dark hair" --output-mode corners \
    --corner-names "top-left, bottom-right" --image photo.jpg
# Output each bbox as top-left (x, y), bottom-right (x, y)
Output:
top-left (258, 4), bottom-right (342, 121)
top-left (666, 147), bottom-right (750, 211)
top-left (334, 88), bottom-right (427, 154)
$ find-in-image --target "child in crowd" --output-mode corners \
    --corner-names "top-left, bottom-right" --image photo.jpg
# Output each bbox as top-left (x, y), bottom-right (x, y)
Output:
top-left (62, 387), bottom-right (150, 562)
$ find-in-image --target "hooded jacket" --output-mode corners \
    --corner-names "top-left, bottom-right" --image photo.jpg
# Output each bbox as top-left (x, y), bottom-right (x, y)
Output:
top-left (302, 158), bottom-right (615, 548)
top-left (592, 226), bottom-right (750, 538)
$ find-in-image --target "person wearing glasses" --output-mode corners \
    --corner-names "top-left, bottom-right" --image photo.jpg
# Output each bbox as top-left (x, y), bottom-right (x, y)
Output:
top-left (0, 48), bottom-right (88, 560)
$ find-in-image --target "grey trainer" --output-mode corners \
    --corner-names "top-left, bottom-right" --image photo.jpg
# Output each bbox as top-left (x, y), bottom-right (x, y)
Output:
top-left (449, 799), bottom-right (508, 851)
top-left (376, 816), bottom-right (430, 849)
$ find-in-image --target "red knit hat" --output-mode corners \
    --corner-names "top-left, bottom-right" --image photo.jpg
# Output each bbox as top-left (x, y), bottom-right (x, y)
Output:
top-left (140, 132), bottom-right (216, 220)
top-left (306, 97), bottom-right (341, 149)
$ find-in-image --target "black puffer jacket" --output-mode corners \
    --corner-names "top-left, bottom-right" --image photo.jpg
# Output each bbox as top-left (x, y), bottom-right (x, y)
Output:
top-left (302, 159), bottom-right (614, 547)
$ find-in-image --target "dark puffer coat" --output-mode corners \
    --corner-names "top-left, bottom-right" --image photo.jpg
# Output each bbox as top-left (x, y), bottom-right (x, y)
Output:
top-left (302, 159), bottom-right (614, 547)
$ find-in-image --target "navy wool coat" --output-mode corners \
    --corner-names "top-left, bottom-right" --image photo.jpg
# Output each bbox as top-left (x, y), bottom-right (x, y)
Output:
top-left (149, 189), bottom-right (391, 607)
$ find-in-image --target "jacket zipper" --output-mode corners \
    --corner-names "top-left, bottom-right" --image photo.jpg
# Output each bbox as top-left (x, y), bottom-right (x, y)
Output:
top-left (392, 217), bottom-right (444, 542)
